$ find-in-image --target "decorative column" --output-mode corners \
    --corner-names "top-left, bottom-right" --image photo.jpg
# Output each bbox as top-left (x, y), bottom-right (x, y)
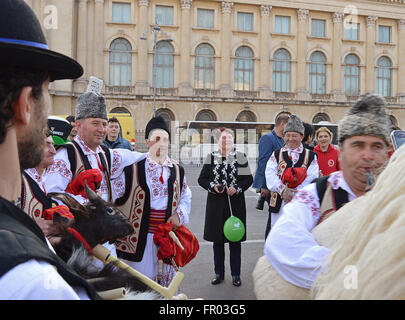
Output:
top-left (332, 12), bottom-right (345, 101)
top-left (397, 19), bottom-right (405, 102)
top-left (259, 5), bottom-right (272, 99)
top-left (365, 16), bottom-right (378, 93)
top-left (178, 0), bottom-right (193, 96)
top-left (94, 0), bottom-right (105, 80)
top-left (77, 0), bottom-right (88, 79)
top-left (219, 1), bottom-right (234, 97)
top-left (136, 0), bottom-right (150, 95)
top-left (296, 9), bottom-right (309, 100)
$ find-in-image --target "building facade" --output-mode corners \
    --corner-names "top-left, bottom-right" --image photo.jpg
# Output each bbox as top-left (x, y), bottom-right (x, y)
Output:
top-left (26, 0), bottom-right (405, 141)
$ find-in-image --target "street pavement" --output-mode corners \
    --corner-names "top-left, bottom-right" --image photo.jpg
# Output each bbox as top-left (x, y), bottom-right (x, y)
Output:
top-left (176, 164), bottom-right (268, 300)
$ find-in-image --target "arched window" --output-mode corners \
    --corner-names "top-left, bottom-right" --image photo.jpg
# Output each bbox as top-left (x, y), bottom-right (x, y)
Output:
top-left (194, 44), bottom-right (215, 89)
top-left (376, 56), bottom-right (392, 97)
top-left (234, 46), bottom-right (254, 91)
top-left (110, 107), bottom-right (130, 114)
top-left (155, 108), bottom-right (174, 135)
top-left (109, 38), bottom-right (132, 86)
top-left (344, 54), bottom-right (360, 96)
top-left (195, 109), bottom-right (217, 121)
top-left (156, 41), bottom-right (174, 88)
top-left (312, 113), bottom-right (330, 124)
top-left (309, 51), bottom-right (326, 94)
top-left (236, 110), bottom-right (256, 122)
top-left (272, 48), bottom-right (291, 92)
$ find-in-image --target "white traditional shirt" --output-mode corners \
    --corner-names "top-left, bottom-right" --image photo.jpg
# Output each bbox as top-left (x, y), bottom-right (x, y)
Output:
top-left (24, 168), bottom-right (47, 193)
top-left (145, 154), bottom-right (191, 225)
top-left (43, 135), bottom-right (146, 204)
top-left (112, 153), bottom-right (192, 225)
top-left (0, 238), bottom-right (89, 300)
top-left (265, 144), bottom-right (319, 226)
top-left (264, 171), bottom-right (357, 289)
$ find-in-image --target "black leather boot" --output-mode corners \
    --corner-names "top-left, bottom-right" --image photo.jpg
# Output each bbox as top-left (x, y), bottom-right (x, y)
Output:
top-left (232, 276), bottom-right (241, 287)
top-left (211, 274), bottom-right (224, 285)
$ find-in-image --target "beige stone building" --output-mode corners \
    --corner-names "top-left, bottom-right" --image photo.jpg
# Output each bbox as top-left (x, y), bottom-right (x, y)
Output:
top-left (26, 0), bottom-right (405, 142)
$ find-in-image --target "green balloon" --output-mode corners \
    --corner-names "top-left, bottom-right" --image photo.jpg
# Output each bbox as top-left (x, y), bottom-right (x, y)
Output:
top-left (223, 216), bottom-right (245, 242)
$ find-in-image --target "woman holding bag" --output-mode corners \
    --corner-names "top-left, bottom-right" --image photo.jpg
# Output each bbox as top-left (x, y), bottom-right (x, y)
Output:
top-left (198, 128), bottom-right (253, 287)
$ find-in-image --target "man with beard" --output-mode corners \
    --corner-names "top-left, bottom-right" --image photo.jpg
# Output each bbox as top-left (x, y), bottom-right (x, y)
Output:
top-left (0, 0), bottom-right (99, 299)
top-left (264, 93), bottom-right (391, 289)
top-left (21, 129), bottom-right (57, 220)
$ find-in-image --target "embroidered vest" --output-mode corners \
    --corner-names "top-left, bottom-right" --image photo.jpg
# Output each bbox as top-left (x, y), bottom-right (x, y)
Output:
top-left (20, 172), bottom-right (55, 220)
top-left (269, 148), bottom-right (315, 213)
top-left (114, 158), bottom-right (184, 262)
top-left (314, 176), bottom-right (350, 225)
top-left (58, 141), bottom-right (112, 201)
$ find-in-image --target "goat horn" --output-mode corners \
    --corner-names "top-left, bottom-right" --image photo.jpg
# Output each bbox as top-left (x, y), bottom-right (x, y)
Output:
top-left (84, 180), bottom-right (99, 203)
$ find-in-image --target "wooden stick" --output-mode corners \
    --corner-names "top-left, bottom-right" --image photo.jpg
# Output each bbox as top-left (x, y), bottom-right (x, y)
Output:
top-left (93, 245), bottom-right (184, 299)
top-left (169, 231), bottom-right (184, 251)
top-left (97, 287), bottom-right (126, 300)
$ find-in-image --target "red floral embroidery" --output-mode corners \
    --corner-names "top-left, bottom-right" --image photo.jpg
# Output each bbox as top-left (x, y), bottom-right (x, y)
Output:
top-left (111, 150), bottom-right (122, 177)
top-left (293, 190), bottom-right (320, 218)
top-left (47, 159), bottom-right (72, 180)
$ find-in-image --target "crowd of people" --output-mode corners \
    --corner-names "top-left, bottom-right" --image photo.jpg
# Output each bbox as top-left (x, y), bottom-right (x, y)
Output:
top-left (0, 0), bottom-right (402, 300)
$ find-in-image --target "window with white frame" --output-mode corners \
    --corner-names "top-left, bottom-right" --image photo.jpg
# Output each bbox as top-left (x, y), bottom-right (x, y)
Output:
top-left (311, 19), bottom-right (326, 37)
top-left (272, 48), bottom-right (291, 92)
top-left (345, 22), bottom-right (359, 40)
top-left (112, 2), bottom-right (131, 23)
top-left (156, 5), bottom-right (173, 25)
top-left (194, 43), bottom-right (215, 89)
top-left (197, 8), bottom-right (214, 28)
top-left (109, 38), bottom-right (132, 86)
top-left (344, 54), bottom-right (360, 96)
top-left (234, 46), bottom-right (254, 91)
top-left (309, 51), bottom-right (326, 94)
top-left (237, 12), bottom-right (253, 32)
top-left (274, 16), bottom-right (290, 34)
top-left (378, 25), bottom-right (391, 43)
top-left (155, 41), bottom-right (174, 88)
top-left (376, 56), bottom-right (392, 96)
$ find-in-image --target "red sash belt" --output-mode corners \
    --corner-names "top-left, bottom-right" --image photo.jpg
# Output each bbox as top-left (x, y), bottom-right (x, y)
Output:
top-left (148, 209), bottom-right (166, 234)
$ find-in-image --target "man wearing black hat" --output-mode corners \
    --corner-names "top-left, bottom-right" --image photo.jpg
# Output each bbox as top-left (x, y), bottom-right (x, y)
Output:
top-left (0, 0), bottom-right (100, 299)
top-left (113, 116), bottom-right (192, 287)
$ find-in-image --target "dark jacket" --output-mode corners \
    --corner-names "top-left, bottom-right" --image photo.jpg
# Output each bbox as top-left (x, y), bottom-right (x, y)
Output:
top-left (103, 135), bottom-right (132, 150)
top-left (198, 150), bottom-right (253, 243)
top-left (253, 130), bottom-right (284, 190)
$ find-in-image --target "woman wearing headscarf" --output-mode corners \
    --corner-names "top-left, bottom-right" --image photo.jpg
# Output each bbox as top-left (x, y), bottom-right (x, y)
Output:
top-left (198, 127), bottom-right (253, 287)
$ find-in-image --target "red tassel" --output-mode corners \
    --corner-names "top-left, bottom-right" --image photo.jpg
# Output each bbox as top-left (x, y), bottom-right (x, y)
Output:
top-left (159, 167), bottom-right (164, 184)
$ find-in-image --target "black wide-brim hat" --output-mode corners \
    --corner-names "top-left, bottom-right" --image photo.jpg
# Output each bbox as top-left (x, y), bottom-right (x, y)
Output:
top-left (0, 0), bottom-right (83, 81)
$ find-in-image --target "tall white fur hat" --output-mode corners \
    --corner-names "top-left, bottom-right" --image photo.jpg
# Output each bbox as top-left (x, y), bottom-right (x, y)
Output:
top-left (338, 93), bottom-right (391, 145)
top-left (283, 115), bottom-right (305, 136)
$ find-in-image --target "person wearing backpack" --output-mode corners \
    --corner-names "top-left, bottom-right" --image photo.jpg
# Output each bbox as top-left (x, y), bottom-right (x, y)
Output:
top-left (264, 93), bottom-right (391, 290)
